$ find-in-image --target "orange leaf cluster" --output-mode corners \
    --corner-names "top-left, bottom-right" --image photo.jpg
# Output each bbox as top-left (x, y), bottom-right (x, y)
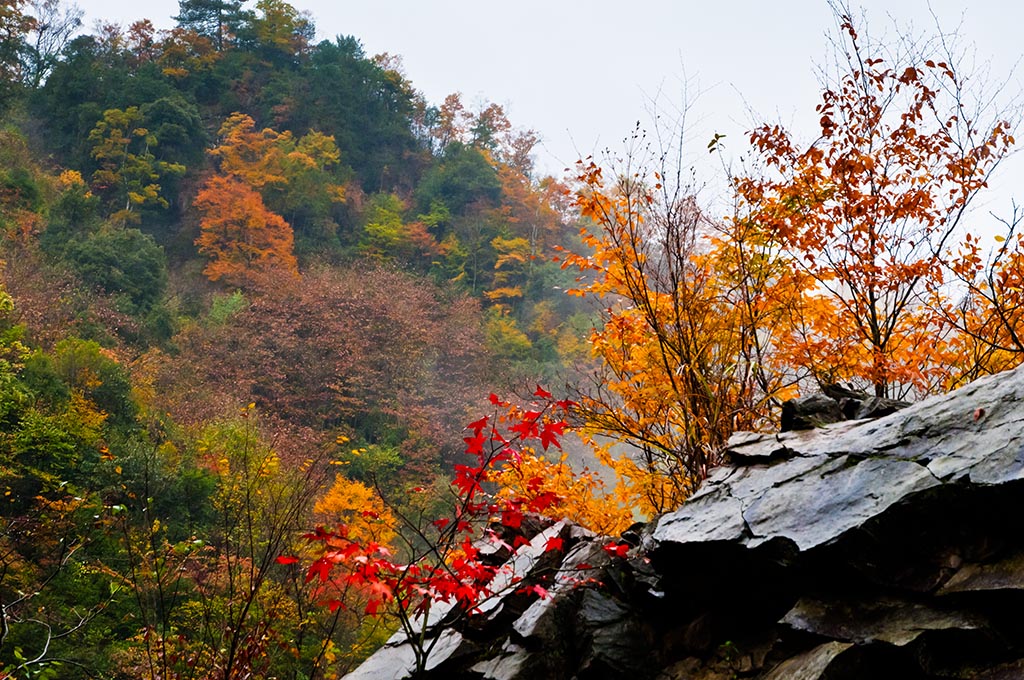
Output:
top-left (561, 11), bottom-right (1020, 514)
top-left (195, 113), bottom-right (346, 286)
top-left (194, 175), bottom-right (298, 287)
top-left (735, 15), bottom-right (1013, 397)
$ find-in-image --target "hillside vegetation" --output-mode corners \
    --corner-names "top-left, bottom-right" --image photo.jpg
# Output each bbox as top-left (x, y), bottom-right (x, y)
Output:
top-left (1, 1), bottom-right (1024, 677)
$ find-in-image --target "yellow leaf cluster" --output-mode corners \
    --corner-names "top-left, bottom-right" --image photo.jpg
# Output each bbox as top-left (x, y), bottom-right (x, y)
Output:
top-left (490, 448), bottom-right (633, 536)
top-left (314, 474), bottom-right (395, 545)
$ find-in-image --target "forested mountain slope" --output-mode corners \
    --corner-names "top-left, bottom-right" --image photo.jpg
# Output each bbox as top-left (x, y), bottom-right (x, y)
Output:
top-left (1, 1), bottom-right (1024, 677)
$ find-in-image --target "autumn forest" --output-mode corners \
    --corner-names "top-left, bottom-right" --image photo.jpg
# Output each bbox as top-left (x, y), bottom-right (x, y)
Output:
top-left (0, 0), bottom-right (1022, 677)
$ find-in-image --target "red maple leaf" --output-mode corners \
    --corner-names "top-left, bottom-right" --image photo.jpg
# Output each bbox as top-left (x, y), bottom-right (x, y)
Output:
top-left (467, 415), bottom-right (489, 432)
top-left (463, 432), bottom-right (486, 455)
top-left (528, 491), bottom-right (559, 513)
top-left (518, 584), bottom-right (549, 598)
top-left (539, 420), bottom-right (566, 450)
top-left (509, 410), bottom-right (541, 439)
top-left (501, 507), bottom-right (523, 529)
top-left (452, 464), bottom-right (483, 497)
top-left (545, 536), bottom-right (564, 552)
top-left (306, 558), bottom-right (333, 583)
top-left (602, 542), bottom-right (630, 559)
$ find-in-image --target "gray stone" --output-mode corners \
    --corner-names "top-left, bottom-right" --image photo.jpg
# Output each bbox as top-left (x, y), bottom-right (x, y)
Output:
top-left (781, 393), bottom-right (845, 431)
top-left (657, 366), bottom-right (1024, 554)
top-left (577, 590), bottom-right (652, 675)
top-left (781, 596), bottom-right (985, 646)
top-left (469, 641), bottom-right (530, 680)
top-left (939, 551), bottom-right (1024, 594)
top-left (343, 365), bottom-right (1024, 680)
top-left (478, 521), bottom-right (568, 616)
top-left (722, 430), bottom-right (795, 463)
top-left (761, 641), bottom-right (853, 680)
top-left (651, 491), bottom-right (748, 545)
top-left (854, 395), bottom-right (911, 419)
top-left (743, 457), bottom-right (941, 550)
top-left (342, 628), bottom-right (465, 680)
top-left (721, 451), bottom-right (834, 503)
top-left (511, 594), bottom-right (558, 640)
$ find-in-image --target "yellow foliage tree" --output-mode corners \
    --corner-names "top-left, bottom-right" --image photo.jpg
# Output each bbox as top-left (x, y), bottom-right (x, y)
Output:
top-left (562, 157), bottom-right (797, 513)
top-left (489, 446), bottom-right (633, 536)
top-left (314, 474), bottom-right (395, 545)
top-left (88, 106), bottom-right (185, 225)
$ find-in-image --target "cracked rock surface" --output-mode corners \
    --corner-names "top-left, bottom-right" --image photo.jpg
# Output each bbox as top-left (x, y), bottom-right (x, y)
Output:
top-left (345, 366), bottom-right (1024, 679)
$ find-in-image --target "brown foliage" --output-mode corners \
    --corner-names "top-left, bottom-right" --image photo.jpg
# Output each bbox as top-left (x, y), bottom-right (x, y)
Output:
top-left (0, 243), bottom-right (138, 350)
top-left (153, 265), bottom-right (491, 471)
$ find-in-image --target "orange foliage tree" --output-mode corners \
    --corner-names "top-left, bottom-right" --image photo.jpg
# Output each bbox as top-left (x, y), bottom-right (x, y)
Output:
top-left (195, 112), bottom-right (346, 285)
top-left (734, 8), bottom-right (1014, 398)
top-left (564, 5), bottom-right (1018, 515)
top-left (208, 112), bottom-right (290, 190)
top-left (940, 219), bottom-right (1024, 384)
top-left (194, 174), bottom-right (298, 287)
top-left (200, 112), bottom-right (348, 258)
top-left (209, 111), bottom-right (345, 217)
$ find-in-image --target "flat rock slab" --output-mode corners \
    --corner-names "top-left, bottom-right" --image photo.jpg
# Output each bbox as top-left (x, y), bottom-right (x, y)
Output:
top-left (655, 366), bottom-right (1024, 554)
top-left (762, 641), bottom-right (853, 680)
top-left (651, 492), bottom-right (749, 545)
top-left (343, 628), bottom-right (465, 680)
top-left (781, 595), bottom-right (985, 646)
top-left (469, 641), bottom-right (529, 680)
top-left (743, 456), bottom-right (941, 550)
top-left (939, 552), bottom-right (1024, 595)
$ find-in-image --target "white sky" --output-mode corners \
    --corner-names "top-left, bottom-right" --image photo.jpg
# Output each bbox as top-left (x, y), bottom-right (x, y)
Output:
top-left (72, 0), bottom-right (1024, 229)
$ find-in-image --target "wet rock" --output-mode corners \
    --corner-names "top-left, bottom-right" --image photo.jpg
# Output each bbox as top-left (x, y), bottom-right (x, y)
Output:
top-left (939, 551), bottom-right (1024, 595)
top-left (651, 492), bottom-right (748, 545)
top-left (342, 628), bottom-right (467, 680)
top-left (741, 456), bottom-right (941, 550)
top-left (780, 384), bottom-right (911, 432)
top-left (854, 395), bottom-right (911, 419)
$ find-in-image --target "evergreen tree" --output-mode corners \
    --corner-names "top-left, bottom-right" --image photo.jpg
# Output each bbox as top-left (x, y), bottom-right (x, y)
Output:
top-left (174, 0), bottom-right (247, 51)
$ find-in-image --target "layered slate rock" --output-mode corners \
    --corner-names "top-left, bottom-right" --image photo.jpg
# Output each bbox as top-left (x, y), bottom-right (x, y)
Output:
top-left (344, 366), bottom-right (1024, 679)
top-left (780, 383), bottom-right (910, 431)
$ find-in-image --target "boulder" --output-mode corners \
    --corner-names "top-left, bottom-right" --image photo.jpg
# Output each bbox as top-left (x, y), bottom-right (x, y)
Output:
top-left (344, 365), bottom-right (1024, 678)
top-left (780, 383), bottom-right (910, 431)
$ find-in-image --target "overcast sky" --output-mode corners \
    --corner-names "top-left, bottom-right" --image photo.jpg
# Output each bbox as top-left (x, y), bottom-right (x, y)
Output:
top-left (72, 0), bottom-right (1024, 226)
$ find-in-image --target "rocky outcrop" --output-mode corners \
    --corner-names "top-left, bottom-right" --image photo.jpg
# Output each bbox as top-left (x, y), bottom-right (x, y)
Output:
top-left (345, 366), bottom-right (1024, 679)
top-left (779, 383), bottom-right (910, 431)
